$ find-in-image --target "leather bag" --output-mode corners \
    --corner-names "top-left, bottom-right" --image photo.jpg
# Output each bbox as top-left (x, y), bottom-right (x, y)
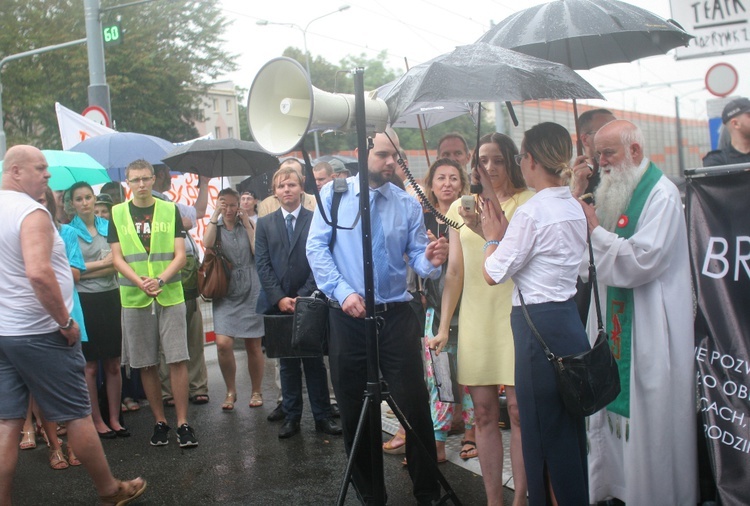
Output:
top-left (518, 234), bottom-right (620, 418)
top-left (197, 226), bottom-right (232, 301)
top-left (291, 291), bottom-right (328, 356)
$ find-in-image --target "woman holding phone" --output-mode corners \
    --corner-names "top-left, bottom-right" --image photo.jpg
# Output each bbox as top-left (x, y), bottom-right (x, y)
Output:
top-left (430, 133), bottom-right (533, 505)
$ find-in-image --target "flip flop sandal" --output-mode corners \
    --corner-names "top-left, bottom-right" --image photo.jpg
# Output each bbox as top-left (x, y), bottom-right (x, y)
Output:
top-left (189, 395), bottom-right (209, 405)
top-left (123, 398), bottom-right (140, 411)
top-left (162, 397), bottom-right (175, 408)
top-left (99, 478), bottom-right (147, 506)
top-left (222, 393), bottom-right (236, 411)
top-left (48, 449), bottom-right (69, 470)
top-left (67, 446), bottom-right (81, 466)
top-left (383, 431), bottom-right (406, 455)
top-left (19, 430), bottom-right (36, 450)
top-left (459, 440), bottom-right (478, 460)
top-left (248, 392), bottom-right (263, 408)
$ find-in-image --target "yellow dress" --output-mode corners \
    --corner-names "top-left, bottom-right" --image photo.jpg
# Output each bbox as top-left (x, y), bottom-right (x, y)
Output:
top-left (447, 190), bottom-right (534, 386)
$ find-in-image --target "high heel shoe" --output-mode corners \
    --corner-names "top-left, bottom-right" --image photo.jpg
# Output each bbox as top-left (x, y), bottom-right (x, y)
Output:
top-left (19, 430), bottom-right (36, 450)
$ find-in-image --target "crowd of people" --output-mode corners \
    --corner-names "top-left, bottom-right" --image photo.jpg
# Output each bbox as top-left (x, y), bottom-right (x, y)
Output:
top-left (0, 112), bottom-right (702, 505)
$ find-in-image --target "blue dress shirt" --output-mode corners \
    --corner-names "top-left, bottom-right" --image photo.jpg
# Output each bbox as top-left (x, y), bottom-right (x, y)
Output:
top-left (306, 177), bottom-right (440, 305)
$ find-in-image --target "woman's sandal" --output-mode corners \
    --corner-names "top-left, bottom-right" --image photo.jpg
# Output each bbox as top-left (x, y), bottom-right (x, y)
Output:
top-left (98, 478), bottom-right (147, 506)
top-left (221, 393), bottom-right (236, 411)
top-left (459, 440), bottom-right (478, 460)
top-left (19, 430), bottom-right (36, 450)
top-left (49, 449), bottom-right (69, 470)
top-left (123, 398), bottom-right (140, 412)
top-left (248, 392), bottom-right (263, 408)
top-left (383, 430), bottom-right (406, 455)
top-left (67, 446), bottom-right (81, 466)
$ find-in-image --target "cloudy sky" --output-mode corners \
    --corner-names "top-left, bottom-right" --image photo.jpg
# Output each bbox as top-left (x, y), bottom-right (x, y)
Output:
top-left (218, 0), bottom-right (750, 120)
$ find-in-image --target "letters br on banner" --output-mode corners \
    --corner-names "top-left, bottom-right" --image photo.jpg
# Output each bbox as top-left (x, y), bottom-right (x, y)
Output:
top-left (670, 0), bottom-right (750, 59)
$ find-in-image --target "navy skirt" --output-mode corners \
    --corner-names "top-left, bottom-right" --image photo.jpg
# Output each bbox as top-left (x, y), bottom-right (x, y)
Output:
top-left (510, 298), bottom-right (589, 506)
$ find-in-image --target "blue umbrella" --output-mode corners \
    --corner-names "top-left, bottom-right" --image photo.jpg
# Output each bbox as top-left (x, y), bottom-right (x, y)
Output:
top-left (69, 132), bottom-right (174, 181)
top-left (42, 150), bottom-right (111, 191)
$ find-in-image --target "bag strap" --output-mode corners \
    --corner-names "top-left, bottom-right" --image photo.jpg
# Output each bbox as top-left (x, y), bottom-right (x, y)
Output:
top-left (587, 228), bottom-right (604, 333)
top-left (518, 291), bottom-right (557, 363)
top-left (328, 190), bottom-right (344, 251)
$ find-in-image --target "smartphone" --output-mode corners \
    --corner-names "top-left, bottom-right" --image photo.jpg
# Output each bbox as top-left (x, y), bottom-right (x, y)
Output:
top-left (460, 195), bottom-right (476, 212)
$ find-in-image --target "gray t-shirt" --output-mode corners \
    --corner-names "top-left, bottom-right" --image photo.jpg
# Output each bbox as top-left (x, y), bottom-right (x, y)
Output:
top-left (76, 232), bottom-right (118, 293)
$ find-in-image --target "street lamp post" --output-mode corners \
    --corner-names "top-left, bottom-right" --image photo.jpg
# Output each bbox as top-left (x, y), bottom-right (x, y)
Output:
top-left (257, 4), bottom-right (350, 158)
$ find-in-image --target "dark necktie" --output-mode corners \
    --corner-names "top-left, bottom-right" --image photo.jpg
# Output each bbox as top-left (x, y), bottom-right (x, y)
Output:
top-left (285, 213), bottom-right (294, 244)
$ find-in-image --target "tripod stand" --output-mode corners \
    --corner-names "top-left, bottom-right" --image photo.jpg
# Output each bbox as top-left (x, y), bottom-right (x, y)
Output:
top-left (330, 68), bottom-right (461, 506)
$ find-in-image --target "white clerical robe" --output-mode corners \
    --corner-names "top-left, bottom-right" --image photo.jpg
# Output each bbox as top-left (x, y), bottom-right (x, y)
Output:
top-left (582, 170), bottom-right (698, 505)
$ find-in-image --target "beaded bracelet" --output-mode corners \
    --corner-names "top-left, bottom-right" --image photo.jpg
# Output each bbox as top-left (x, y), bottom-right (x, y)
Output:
top-left (483, 240), bottom-right (500, 252)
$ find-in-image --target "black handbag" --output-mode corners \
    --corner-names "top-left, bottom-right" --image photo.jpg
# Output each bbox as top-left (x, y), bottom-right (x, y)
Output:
top-left (291, 290), bottom-right (328, 356)
top-left (519, 233), bottom-right (621, 418)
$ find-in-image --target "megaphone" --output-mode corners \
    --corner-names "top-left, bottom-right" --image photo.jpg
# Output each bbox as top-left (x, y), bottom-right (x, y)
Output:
top-left (247, 57), bottom-right (390, 156)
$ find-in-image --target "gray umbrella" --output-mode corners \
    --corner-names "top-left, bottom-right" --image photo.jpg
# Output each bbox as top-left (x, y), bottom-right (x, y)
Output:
top-left (477, 0), bottom-right (693, 70)
top-left (162, 138), bottom-right (279, 178)
top-left (382, 43), bottom-right (604, 126)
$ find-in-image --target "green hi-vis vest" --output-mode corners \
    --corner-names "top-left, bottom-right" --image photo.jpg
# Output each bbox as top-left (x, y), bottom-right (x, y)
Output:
top-left (112, 199), bottom-right (184, 308)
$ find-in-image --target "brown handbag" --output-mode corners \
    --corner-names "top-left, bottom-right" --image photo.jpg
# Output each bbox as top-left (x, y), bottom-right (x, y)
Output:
top-left (197, 225), bottom-right (232, 301)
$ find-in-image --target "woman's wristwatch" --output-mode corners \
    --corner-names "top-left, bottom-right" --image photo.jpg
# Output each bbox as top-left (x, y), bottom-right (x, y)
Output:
top-left (157, 277), bottom-right (165, 287)
top-left (59, 317), bottom-right (74, 330)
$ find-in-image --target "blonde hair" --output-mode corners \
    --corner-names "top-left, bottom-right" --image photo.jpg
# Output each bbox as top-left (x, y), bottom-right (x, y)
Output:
top-left (523, 122), bottom-right (573, 183)
top-left (272, 166), bottom-right (304, 190)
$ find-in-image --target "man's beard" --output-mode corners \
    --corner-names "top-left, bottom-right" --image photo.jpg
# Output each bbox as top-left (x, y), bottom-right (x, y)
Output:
top-left (594, 157), bottom-right (642, 232)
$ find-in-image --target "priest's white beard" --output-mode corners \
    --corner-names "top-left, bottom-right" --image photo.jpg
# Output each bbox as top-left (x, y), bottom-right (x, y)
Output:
top-left (595, 157), bottom-right (642, 232)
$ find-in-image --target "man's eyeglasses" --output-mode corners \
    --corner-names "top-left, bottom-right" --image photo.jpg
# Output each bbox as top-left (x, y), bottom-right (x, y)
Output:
top-left (514, 152), bottom-right (527, 165)
top-left (127, 176), bottom-right (154, 185)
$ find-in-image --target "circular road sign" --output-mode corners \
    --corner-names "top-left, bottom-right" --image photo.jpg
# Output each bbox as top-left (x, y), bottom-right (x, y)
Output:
top-left (82, 105), bottom-right (111, 128)
top-left (705, 63), bottom-right (739, 98)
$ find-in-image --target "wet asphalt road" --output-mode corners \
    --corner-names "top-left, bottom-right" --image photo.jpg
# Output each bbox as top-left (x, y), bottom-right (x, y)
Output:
top-left (12, 345), bottom-right (514, 505)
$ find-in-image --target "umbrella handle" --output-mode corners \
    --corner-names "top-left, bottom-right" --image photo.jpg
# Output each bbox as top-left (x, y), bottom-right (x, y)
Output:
top-left (573, 99), bottom-right (583, 158)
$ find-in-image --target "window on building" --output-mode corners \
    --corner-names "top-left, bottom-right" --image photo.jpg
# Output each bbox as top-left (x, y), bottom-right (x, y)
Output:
top-left (226, 100), bottom-right (232, 113)
top-left (215, 127), bottom-right (221, 139)
top-left (212, 98), bottom-right (218, 112)
top-left (228, 127), bottom-right (234, 139)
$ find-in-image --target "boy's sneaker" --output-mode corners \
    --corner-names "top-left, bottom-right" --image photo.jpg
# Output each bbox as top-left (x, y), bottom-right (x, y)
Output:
top-left (177, 423), bottom-right (198, 448)
top-left (150, 421), bottom-right (170, 446)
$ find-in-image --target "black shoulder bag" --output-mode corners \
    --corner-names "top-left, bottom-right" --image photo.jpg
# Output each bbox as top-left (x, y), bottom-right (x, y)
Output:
top-left (519, 232), bottom-right (621, 417)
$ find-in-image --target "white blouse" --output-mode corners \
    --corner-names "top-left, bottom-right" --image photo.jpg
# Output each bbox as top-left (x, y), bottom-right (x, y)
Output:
top-left (484, 186), bottom-right (587, 306)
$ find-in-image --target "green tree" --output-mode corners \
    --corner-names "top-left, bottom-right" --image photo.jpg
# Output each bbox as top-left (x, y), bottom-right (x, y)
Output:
top-left (0, 0), bottom-right (236, 149)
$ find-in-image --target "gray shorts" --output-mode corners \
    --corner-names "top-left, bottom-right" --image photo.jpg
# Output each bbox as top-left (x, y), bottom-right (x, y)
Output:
top-left (121, 302), bottom-right (189, 368)
top-left (0, 331), bottom-right (91, 422)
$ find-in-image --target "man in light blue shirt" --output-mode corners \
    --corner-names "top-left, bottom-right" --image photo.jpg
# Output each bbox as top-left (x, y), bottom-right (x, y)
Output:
top-left (307, 130), bottom-right (448, 504)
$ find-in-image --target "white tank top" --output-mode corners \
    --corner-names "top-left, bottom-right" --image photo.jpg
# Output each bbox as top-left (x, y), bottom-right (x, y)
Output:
top-left (0, 190), bottom-right (74, 336)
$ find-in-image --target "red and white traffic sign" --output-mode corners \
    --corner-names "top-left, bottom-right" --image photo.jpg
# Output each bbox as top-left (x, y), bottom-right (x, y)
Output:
top-left (82, 105), bottom-right (110, 128)
top-left (705, 63), bottom-right (739, 98)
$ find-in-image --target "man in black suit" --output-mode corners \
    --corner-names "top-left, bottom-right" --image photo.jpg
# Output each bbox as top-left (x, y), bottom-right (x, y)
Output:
top-left (255, 165), bottom-right (341, 439)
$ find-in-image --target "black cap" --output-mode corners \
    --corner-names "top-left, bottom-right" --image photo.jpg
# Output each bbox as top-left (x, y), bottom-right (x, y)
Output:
top-left (722, 97), bottom-right (750, 124)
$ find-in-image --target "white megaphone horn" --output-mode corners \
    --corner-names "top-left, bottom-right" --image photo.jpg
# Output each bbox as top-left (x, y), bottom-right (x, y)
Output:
top-left (247, 57), bottom-right (390, 156)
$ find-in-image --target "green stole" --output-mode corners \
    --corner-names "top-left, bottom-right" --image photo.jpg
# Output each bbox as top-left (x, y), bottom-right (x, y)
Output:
top-left (606, 162), bottom-right (663, 419)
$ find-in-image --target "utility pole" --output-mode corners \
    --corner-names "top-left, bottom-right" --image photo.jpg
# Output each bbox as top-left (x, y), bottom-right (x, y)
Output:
top-left (83, 0), bottom-right (112, 122)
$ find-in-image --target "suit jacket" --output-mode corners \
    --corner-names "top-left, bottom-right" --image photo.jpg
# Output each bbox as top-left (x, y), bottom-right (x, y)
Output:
top-left (255, 206), bottom-right (317, 315)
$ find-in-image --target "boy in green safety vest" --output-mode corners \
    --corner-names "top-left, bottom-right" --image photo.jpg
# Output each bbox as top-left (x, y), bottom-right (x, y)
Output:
top-left (108, 159), bottom-right (198, 449)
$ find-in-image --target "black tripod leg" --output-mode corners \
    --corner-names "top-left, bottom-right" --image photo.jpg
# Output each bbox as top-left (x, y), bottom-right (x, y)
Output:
top-left (385, 394), bottom-right (463, 506)
top-left (336, 391), bottom-right (377, 506)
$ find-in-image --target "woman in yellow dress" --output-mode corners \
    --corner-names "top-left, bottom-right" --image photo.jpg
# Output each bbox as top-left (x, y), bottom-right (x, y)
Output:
top-left (430, 132), bottom-right (533, 505)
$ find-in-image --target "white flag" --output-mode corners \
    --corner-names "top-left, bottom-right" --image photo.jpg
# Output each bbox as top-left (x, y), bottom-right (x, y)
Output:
top-left (55, 102), bottom-right (116, 150)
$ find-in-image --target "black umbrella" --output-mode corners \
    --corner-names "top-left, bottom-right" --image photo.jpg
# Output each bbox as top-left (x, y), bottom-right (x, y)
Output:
top-left (382, 43), bottom-right (604, 126)
top-left (477, 0), bottom-right (693, 153)
top-left (477, 0), bottom-right (693, 71)
top-left (162, 138), bottom-right (279, 178)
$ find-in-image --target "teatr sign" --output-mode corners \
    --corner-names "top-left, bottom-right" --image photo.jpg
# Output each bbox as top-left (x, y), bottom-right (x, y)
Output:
top-left (670, 0), bottom-right (750, 59)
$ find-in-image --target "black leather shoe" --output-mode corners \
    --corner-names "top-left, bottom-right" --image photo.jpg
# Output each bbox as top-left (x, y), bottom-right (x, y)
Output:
top-left (267, 403), bottom-right (285, 422)
top-left (278, 419), bottom-right (301, 439)
top-left (330, 404), bottom-right (340, 418)
top-left (315, 417), bottom-right (342, 435)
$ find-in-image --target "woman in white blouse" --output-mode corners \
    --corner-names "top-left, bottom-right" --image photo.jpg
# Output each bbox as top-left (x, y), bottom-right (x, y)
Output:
top-left (478, 122), bottom-right (590, 505)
